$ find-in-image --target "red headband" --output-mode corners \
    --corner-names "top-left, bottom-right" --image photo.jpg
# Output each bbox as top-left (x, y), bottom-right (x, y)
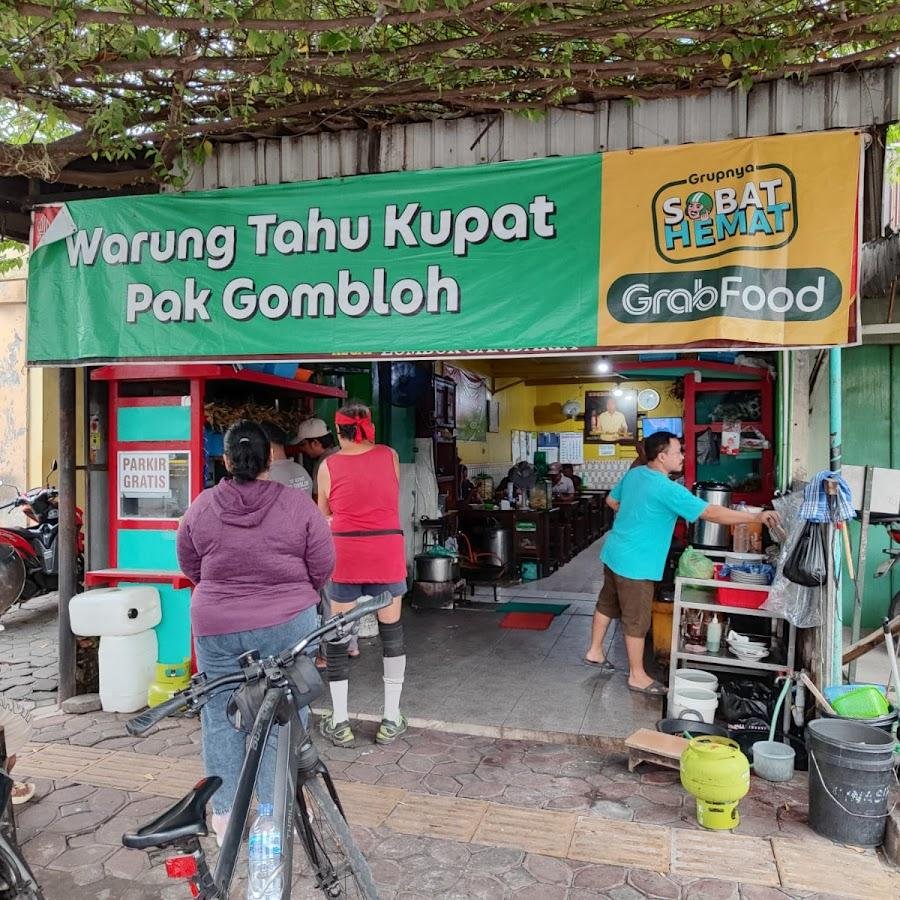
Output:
top-left (335, 411), bottom-right (375, 443)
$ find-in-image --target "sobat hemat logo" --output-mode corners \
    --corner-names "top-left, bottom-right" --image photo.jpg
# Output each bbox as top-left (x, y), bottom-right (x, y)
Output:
top-left (651, 162), bottom-right (798, 264)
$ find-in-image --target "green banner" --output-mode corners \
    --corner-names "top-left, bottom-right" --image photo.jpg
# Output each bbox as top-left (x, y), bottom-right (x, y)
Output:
top-left (27, 155), bottom-right (601, 364)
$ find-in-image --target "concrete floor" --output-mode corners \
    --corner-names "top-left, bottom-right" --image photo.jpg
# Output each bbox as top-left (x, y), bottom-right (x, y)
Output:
top-left (335, 539), bottom-right (663, 744)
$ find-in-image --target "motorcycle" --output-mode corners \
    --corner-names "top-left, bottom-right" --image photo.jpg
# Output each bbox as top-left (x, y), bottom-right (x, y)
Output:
top-left (0, 461), bottom-right (84, 619)
top-left (874, 517), bottom-right (900, 622)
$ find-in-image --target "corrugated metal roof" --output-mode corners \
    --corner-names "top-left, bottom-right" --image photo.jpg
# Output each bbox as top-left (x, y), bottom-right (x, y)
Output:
top-left (182, 64), bottom-right (899, 192)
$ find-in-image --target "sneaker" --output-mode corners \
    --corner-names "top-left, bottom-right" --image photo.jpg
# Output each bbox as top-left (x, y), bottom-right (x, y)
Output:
top-left (320, 715), bottom-right (355, 747)
top-left (375, 714), bottom-right (408, 745)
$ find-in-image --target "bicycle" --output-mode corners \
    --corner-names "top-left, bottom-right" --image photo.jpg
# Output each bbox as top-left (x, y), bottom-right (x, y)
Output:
top-left (0, 729), bottom-right (44, 900)
top-left (122, 593), bottom-right (390, 899)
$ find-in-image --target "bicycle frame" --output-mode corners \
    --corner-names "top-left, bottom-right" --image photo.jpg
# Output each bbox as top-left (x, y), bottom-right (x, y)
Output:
top-left (126, 594), bottom-right (390, 899)
top-left (179, 671), bottom-right (345, 898)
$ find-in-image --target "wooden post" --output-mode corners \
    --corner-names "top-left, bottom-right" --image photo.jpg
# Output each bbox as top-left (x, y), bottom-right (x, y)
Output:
top-left (58, 368), bottom-right (78, 701)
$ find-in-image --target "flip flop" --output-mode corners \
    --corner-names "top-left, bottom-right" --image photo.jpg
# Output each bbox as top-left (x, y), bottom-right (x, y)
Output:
top-left (583, 658), bottom-right (616, 674)
top-left (12, 782), bottom-right (35, 806)
top-left (628, 680), bottom-right (668, 696)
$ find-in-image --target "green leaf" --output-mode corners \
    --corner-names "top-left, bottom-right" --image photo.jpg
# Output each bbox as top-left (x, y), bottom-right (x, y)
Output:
top-left (722, 53), bottom-right (732, 69)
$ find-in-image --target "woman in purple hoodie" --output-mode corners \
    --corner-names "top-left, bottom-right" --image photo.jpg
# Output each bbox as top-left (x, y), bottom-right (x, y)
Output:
top-left (176, 420), bottom-right (335, 844)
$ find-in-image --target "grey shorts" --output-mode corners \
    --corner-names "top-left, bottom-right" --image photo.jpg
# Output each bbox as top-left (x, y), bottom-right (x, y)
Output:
top-left (326, 581), bottom-right (407, 602)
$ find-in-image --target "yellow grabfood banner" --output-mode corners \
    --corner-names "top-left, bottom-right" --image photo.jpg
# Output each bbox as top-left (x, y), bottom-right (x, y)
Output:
top-left (598, 131), bottom-right (861, 349)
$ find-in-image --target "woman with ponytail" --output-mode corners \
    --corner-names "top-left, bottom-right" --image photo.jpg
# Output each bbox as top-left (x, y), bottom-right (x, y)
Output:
top-left (317, 402), bottom-right (408, 747)
top-left (176, 420), bottom-right (335, 844)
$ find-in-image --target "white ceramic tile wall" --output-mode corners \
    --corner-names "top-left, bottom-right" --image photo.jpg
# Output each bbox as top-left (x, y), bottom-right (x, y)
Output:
top-left (467, 460), bottom-right (631, 491)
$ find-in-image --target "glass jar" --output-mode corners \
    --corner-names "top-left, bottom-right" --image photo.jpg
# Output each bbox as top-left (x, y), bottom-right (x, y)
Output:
top-left (529, 479), bottom-right (551, 510)
top-left (474, 474), bottom-right (493, 502)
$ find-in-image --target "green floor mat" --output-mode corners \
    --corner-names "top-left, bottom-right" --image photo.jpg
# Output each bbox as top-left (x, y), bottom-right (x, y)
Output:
top-left (494, 602), bottom-right (570, 616)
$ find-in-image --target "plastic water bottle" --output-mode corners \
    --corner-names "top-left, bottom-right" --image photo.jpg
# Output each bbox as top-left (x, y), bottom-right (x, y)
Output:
top-left (247, 803), bottom-right (282, 900)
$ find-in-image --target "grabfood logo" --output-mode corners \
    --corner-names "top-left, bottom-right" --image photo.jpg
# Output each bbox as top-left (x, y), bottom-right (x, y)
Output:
top-left (652, 163), bottom-right (797, 263)
top-left (607, 266), bottom-right (842, 325)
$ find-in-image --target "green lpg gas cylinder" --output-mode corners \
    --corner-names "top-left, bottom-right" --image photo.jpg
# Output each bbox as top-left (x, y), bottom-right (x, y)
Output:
top-left (680, 735), bottom-right (750, 830)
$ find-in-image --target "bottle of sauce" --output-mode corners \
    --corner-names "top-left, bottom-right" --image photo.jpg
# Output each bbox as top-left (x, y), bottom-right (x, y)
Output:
top-left (706, 613), bottom-right (722, 654)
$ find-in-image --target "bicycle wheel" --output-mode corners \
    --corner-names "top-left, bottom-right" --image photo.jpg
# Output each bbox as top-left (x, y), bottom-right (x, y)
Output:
top-left (0, 839), bottom-right (44, 900)
top-left (297, 777), bottom-right (378, 899)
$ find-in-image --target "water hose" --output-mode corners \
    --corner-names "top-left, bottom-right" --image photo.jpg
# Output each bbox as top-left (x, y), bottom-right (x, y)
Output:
top-left (770, 676), bottom-right (792, 742)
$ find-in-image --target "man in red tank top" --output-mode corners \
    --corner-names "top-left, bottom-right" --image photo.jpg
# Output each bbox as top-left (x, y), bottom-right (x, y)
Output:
top-left (317, 403), bottom-right (408, 747)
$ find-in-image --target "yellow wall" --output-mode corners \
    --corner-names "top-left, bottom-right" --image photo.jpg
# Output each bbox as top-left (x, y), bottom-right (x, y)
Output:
top-left (26, 361), bottom-right (87, 511)
top-left (0, 271), bottom-right (28, 523)
top-left (457, 377), bottom-right (535, 465)
top-left (457, 377), bottom-right (682, 466)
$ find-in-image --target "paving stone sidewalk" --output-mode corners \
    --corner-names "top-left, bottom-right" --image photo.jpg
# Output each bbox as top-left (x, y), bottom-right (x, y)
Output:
top-left (8, 709), bottom-right (898, 899)
top-left (0, 593), bottom-right (59, 710)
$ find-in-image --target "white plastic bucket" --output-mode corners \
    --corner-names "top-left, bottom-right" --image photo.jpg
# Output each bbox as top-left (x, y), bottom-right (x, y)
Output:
top-left (99, 631), bottom-right (158, 712)
top-left (674, 669), bottom-right (719, 693)
top-left (671, 687), bottom-right (718, 724)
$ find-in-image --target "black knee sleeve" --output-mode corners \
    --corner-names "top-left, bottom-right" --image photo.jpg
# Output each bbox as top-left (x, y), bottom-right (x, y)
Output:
top-left (378, 620), bottom-right (405, 658)
top-left (324, 636), bottom-right (351, 682)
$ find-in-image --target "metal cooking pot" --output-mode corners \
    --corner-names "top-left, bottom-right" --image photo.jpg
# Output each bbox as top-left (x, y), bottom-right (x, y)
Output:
top-left (691, 482), bottom-right (732, 549)
top-left (414, 554), bottom-right (459, 583)
top-left (484, 527), bottom-right (512, 567)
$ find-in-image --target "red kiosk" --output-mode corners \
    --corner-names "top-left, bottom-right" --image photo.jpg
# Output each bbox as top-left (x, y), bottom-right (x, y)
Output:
top-left (85, 364), bottom-right (345, 670)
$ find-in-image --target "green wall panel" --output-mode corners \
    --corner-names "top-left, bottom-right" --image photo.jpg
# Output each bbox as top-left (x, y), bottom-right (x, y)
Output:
top-left (840, 345), bottom-right (899, 628)
top-left (117, 529), bottom-right (190, 663)
top-left (118, 405), bottom-right (191, 442)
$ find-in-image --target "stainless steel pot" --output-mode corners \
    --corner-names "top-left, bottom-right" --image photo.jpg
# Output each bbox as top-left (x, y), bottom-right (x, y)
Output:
top-left (691, 482), bottom-right (732, 549)
top-left (414, 554), bottom-right (459, 583)
top-left (484, 527), bottom-right (512, 567)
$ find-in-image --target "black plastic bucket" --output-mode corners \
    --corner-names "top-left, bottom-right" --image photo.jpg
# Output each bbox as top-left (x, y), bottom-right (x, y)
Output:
top-left (806, 719), bottom-right (896, 847)
top-left (820, 705), bottom-right (897, 734)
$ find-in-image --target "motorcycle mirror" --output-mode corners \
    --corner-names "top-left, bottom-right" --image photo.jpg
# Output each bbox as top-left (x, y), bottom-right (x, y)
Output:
top-left (46, 459), bottom-right (58, 485)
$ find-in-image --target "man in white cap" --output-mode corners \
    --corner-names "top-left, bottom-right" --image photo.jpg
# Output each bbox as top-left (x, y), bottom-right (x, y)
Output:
top-left (294, 418), bottom-right (339, 501)
top-left (548, 462), bottom-right (575, 498)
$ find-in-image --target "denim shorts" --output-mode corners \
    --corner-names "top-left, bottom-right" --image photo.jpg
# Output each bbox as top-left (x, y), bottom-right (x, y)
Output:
top-left (327, 580), bottom-right (407, 602)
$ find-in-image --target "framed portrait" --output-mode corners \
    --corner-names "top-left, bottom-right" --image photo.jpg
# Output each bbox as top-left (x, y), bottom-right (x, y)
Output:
top-left (584, 390), bottom-right (638, 444)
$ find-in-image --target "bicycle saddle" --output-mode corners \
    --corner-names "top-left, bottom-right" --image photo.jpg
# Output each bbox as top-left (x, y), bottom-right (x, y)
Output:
top-left (122, 776), bottom-right (222, 850)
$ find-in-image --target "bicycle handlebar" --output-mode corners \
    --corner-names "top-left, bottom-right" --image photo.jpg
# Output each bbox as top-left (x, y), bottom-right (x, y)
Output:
top-left (125, 591), bottom-right (393, 736)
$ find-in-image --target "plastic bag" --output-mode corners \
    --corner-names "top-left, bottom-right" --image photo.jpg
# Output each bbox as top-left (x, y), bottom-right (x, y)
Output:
top-left (676, 546), bottom-right (715, 580)
top-left (696, 428), bottom-right (720, 465)
top-left (764, 491), bottom-right (822, 627)
top-left (783, 521), bottom-right (828, 587)
top-left (720, 679), bottom-right (773, 722)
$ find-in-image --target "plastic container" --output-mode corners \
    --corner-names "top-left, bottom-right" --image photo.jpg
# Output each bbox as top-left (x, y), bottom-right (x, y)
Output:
top-left (675, 669), bottom-right (719, 693)
top-left (715, 584), bottom-right (768, 609)
top-left (147, 659), bottom-right (192, 708)
top-left (247, 803), bottom-right (283, 899)
top-left (830, 686), bottom-right (890, 719)
top-left (706, 614), bottom-right (723, 653)
top-left (70, 586), bottom-right (162, 637)
top-left (99, 631), bottom-right (158, 713)
top-left (521, 561), bottom-right (539, 581)
top-left (824, 683), bottom-right (887, 702)
top-left (751, 740), bottom-right (796, 782)
top-left (671, 687), bottom-right (718, 724)
top-left (806, 719), bottom-right (896, 847)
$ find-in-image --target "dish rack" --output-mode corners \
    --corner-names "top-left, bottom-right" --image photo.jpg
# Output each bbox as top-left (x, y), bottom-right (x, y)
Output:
top-left (668, 576), bottom-right (798, 735)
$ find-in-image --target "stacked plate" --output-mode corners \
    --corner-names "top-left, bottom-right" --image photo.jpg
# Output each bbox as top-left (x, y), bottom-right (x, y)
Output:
top-left (726, 630), bottom-right (769, 661)
top-left (728, 569), bottom-right (770, 586)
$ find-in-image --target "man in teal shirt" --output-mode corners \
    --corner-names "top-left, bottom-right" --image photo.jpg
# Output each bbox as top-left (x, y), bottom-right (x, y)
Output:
top-left (585, 431), bottom-right (780, 694)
